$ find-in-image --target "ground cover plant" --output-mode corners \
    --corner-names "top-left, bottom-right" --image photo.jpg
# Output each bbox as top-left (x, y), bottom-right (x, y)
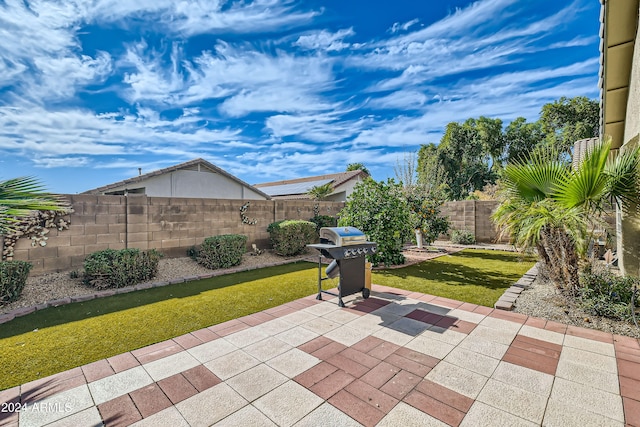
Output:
top-left (0, 249), bottom-right (531, 390)
top-left (372, 249), bottom-right (535, 307)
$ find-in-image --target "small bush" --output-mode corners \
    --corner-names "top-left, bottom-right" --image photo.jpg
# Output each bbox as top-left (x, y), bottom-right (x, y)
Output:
top-left (451, 229), bottom-right (476, 245)
top-left (83, 248), bottom-right (162, 289)
top-left (267, 220), bottom-right (317, 256)
top-left (0, 261), bottom-right (32, 303)
top-left (309, 215), bottom-right (337, 232)
top-left (186, 246), bottom-right (198, 260)
top-left (194, 234), bottom-right (247, 269)
top-left (579, 267), bottom-right (640, 321)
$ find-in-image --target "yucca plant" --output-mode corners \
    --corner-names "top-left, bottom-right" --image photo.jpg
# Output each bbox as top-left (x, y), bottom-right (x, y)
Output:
top-left (493, 138), bottom-right (640, 292)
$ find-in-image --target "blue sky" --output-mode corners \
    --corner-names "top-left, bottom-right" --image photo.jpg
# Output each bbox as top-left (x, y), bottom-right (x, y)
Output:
top-left (0, 0), bottom-right (601, 194)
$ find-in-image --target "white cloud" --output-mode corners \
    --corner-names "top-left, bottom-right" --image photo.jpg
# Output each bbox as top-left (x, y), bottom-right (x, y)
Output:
top-left (265, 111), bottom-right (369, 143)
top-left (0, 106), bottom-right (245, 158)
top-left (82, 0), bottom-right (320, 35)
top-left (294, 28), bottom-right (355, 51)
top-left (389, 19), bottom-right (420, 34)
top-left (119, 41), bottom-right (339, 117)
top-left (32, 157), bottom-right (91, 168)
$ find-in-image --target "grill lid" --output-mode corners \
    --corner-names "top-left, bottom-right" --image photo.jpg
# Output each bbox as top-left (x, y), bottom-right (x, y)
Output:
top-left (320, 226), bottom-right (367, 246)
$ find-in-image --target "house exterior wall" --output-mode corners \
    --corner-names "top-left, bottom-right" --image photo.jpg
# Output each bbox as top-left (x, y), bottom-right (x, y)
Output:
top-left (103, 170), bottom-right (267, 200)
top-left (618, 15), bottom-right (640, 277)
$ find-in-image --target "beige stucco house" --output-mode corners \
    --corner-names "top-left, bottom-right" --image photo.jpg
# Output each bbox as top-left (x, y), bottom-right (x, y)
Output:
top-left (600, 0), bottom-right (640, 276)
top-left (83, 158), bottom-right (270, 200)
top-left (254, 170), bottom-right (369, 202)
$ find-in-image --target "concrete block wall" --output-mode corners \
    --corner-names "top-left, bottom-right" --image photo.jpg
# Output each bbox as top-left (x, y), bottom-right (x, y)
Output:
top-left (441, 200), bottom-right (507, 243)
top-left (11, 197), bottom-right (511, 274)
top-left (12, 195), bottom-right (345, 274)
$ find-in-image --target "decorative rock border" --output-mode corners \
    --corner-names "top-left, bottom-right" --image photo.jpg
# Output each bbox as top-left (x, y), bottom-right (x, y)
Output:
top-left (494, 263), bottom-right (539, 311)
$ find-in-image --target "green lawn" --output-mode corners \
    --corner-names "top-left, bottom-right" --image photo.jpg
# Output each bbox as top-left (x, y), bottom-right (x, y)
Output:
top-left (0, 249), bottom-right (533, 390)
top-left (0, 262), bottom-right (321, 390)
top-left (373, 249), bottom-right (536, 307)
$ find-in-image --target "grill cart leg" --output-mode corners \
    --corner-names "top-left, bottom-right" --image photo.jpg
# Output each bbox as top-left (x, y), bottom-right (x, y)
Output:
top-left (316, 254), bottom-right (323, 300)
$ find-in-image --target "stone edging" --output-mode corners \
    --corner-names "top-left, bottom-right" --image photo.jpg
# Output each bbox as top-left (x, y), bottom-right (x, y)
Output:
top-left (494, 262), bottom-right (539, 311)
top-left (0, 258), bottom-right (308, 325)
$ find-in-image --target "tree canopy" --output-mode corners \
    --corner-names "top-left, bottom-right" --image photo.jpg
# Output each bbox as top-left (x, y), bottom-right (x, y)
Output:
top-left (346, 163), bottom-right (370, 176)
top-left (417, 96), bottom-right (599, 200)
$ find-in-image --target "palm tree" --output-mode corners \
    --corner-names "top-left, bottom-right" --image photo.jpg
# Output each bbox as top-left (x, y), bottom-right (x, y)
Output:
top-left (493, 138), bottom-right (640, 292)
top-left (0, 176), bottom-right (68, 236)
top-left (307, 183), bottom-right (333, 201)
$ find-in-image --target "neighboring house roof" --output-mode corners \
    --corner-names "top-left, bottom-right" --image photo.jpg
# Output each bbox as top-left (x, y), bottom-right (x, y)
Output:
top-left (254, 170), bottom-right (368, 199)
top-left (599, 0), bottom-right (639, 151)
top-left (83, 158), bottom-right (272, 199)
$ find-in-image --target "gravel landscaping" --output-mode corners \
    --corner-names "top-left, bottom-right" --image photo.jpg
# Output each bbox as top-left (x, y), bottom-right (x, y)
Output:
top-left (514, 272), bottom-right (640, 338)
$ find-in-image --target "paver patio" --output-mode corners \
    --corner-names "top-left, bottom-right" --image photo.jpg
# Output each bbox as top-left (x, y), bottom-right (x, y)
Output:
top-left (1, 284), bottom-right (639, 427)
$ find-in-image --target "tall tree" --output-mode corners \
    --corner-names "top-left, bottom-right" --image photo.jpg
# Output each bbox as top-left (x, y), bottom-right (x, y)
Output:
top-left (394, 151), bottom-right (418, 196)
top-left (417, 143), bottom-right (447, 198)
top-left (539, 96), bottom-right (599, 155)
top-left (346, 163), bottom-right (370, 176)
top-left (503, 117), bottom-right (545, 164)
top-left (428, 117), bottom-right (504, 200)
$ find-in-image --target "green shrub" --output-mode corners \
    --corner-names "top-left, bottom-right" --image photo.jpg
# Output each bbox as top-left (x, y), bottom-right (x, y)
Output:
top-left (451, 229), bottom-right (476, 245)
top-left (0, 261), bottom-right (32, 303)
top-left (83, 248), bottom-right (162, 289)
top-left (267, 220), bottom-right (317, 256)
top-left (309, 215), bottom-right (337, 232)
top-left (579, 267), bottom-right (640, 321)
top-left (338, 178), bottom-right (412, 266)
top-left (194, 234), bottom-right (247, 269)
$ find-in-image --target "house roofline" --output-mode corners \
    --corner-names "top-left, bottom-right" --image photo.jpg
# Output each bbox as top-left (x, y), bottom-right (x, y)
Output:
top-left (82, 158), bottom-right (272, 199)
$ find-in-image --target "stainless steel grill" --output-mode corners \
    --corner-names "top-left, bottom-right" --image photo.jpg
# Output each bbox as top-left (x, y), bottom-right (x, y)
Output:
top-left (308, 227), bottom-right (377, 307)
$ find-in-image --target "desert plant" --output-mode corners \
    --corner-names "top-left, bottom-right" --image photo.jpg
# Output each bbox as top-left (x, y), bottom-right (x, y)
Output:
top-left (493, 138), bottom-right (640, 292)
top-left (267, 220), bottom-right (316, 256)
top-left (195, 234), bottom-right (247, 269)
top-left (451, 229), bottom-right (476, 245)
top-left (579, 265), bottom-right (640, 321)
top-left (338, 178), bottom-right (412, 266)
top-left (0, 260), bottom-right (32, 303)
top-left (83, 248), bottom-right (162, 289)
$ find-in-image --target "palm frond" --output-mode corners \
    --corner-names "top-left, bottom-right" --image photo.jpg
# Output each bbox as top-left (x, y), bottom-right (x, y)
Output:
top-left (501, 146), bottom-right (568, 203)
top-left (0, 176), bottom-right (68, 235)
top-left (553, 139), bottom-right (610, 211)
top-left (603, 145), bottom-right (640, 210)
